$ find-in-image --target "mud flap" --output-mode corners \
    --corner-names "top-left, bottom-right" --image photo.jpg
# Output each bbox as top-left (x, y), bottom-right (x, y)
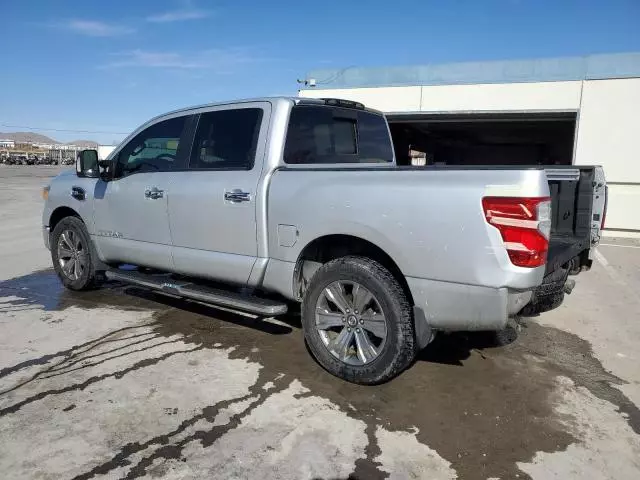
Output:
top-left (413, 306), bottom-right (434, 350)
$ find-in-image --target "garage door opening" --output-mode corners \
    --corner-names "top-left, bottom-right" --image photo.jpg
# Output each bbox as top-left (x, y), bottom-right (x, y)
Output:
top-left (387, 112), bottom-right (577, 167)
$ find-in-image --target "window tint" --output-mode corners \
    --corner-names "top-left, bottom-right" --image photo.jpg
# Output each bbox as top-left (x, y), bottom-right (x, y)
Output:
top-left (333, 118), bottom-right (357, 154)
top-left (117, 116), bottom-right (187, 176)
top-left (357, 110), bottom-right (394, 162)
top-left (190, 108), bottom-right (263, 169)
top-left (284, 106), bottom-right (393, 164)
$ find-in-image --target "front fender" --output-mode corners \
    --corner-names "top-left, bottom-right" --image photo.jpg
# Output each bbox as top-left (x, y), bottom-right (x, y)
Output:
top-left (43, 171), bottom-right (97, 234)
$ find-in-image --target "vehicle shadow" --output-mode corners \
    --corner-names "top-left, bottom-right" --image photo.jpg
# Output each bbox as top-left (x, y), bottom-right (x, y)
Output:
top-left (1, 269), bottom-right (518, 368)
top-left (125, 284), bottom-right (521, 369)
top-left (120, 286), bottom-right (299, 335)
top-left (417, 324), bottom-right (519, 366)
top-left (0, 269), bottom-right (301, 336)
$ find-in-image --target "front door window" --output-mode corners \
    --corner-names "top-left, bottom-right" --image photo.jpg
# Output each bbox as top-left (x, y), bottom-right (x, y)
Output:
top-left (115, 116), bottom-right (188, 177)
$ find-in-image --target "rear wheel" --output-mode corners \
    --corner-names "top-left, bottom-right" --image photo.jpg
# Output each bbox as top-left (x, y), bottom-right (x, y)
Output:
top-left (51, 216), bottom-right (102, 291)
top-left (302, 256), bottom-right (416, 384)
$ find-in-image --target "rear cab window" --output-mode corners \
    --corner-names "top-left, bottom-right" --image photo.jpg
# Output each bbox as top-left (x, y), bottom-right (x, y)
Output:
top-left (284, 105), bottom-right (394, 164)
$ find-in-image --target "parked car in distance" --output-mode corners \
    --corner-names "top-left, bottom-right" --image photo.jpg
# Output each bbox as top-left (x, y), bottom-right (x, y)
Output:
top-left (42, 97), bottom-right (607, 384)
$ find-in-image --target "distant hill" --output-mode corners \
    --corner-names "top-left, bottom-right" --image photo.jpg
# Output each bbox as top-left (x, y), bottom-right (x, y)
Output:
top-left (67, 140), bottom-right (98, 148)
top-left (0, 132), bottom-right (99, 146)
top-left (0, 132), bottom-right (59, 144)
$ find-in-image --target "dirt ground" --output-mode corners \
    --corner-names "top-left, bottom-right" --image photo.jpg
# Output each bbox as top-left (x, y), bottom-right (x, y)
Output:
top-left (1, 165), bottom-right (639, 480)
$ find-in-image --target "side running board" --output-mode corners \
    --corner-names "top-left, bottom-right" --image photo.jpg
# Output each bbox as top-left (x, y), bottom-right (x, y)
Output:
top-left (105, 269), bottom-right (288, 316)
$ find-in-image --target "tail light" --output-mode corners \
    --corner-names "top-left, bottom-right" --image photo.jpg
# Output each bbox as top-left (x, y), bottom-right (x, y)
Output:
top-left (482, 196), bottom-right (552, 268)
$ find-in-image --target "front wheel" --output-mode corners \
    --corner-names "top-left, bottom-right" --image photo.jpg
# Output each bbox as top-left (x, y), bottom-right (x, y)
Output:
top-left (51, 216), bottom-right (102, 291)
top-left (302, 256), bottom-right (416, 385)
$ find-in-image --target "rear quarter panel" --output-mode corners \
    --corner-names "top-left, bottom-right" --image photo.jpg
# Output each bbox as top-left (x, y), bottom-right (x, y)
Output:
top-left (266, 167), bottom-right (550, 290)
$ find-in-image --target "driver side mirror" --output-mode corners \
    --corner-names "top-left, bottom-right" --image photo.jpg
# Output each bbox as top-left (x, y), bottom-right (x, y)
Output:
top-left (76, 150), bottom-right (99, 178)
top-left (98, 159), bottom-right (114, 180)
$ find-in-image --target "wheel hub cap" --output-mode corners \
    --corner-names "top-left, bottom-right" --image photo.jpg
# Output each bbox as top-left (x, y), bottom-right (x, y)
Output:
top-left (315, 280), bottom-right (388, 366)
top-left (57, 229), bottom-right (86, 281)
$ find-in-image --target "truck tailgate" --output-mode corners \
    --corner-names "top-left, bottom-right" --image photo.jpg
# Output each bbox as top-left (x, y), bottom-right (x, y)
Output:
top-left (521, 165), bottom-right (605, 315)
top-left (545, 167), bottom-right (597, 275)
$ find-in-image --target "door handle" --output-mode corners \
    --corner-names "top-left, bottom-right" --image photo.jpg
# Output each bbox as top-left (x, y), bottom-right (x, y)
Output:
top-left (224, 190), bottom-right (251, 203)
top-left (144, 187), bottom-right (164, 200)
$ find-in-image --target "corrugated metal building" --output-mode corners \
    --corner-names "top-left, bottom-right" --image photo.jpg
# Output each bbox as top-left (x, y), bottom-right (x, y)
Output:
top-left (299, 52), bottom-right (640, 238)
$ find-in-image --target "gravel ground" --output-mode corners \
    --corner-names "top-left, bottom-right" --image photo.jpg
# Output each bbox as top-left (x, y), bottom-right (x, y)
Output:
top-left (1, 165), bottom-right (639, 479)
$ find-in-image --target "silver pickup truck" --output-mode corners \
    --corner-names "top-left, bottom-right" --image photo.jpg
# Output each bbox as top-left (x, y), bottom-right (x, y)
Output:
top-left (42, 97), bottom-right (607, 384)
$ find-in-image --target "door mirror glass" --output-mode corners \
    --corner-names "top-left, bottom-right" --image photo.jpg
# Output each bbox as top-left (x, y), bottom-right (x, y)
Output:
top-left (76, 150), bottom-right (99, 178)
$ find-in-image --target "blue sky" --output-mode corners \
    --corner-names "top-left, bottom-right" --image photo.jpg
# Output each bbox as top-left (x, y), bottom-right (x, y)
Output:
top-left (2, 0), bottom-right (639, 144)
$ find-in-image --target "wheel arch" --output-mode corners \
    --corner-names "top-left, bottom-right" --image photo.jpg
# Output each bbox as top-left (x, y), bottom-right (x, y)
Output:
top-left (293, 234), bottom-right (414, 306)
top-left (49, 206), bottom-right (82, 232)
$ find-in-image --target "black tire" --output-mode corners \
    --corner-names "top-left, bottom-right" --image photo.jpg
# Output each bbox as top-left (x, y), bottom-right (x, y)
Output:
top-left (51, 216), bottom-right (102, 291)
top-left (302, 256), bottom-right (416, 385)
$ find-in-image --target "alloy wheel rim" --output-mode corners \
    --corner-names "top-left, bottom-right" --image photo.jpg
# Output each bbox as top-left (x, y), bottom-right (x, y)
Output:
top-left (57, 229), bottom-right (87, 281)
top-left (315, 281), bottom-right (387, 365)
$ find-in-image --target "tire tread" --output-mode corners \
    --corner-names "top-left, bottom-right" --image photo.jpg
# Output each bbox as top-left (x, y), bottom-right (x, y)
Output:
top-left (51, 216), bottom-right (102, 291)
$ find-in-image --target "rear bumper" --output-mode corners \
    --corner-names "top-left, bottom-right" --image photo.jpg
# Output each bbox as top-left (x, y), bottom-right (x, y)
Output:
top-left (407, 276), bottom-right (532, 331)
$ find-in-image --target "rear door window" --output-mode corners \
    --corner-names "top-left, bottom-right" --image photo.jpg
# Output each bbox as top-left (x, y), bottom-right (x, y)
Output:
top-left (189, 108), bottom-right (263, 170)
top-left (284, 105), bottom-right (393, 164)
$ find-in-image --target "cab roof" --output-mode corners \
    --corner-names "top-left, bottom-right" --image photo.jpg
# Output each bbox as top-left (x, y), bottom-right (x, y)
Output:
top-left (153, 96), bottom-right (382, 124)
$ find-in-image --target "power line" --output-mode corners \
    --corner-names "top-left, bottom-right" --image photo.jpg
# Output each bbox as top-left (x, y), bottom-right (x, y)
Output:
top-left (312, 66), bottom-right (357, 86)
top-left (0, 123), bottom-right (129, 135)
